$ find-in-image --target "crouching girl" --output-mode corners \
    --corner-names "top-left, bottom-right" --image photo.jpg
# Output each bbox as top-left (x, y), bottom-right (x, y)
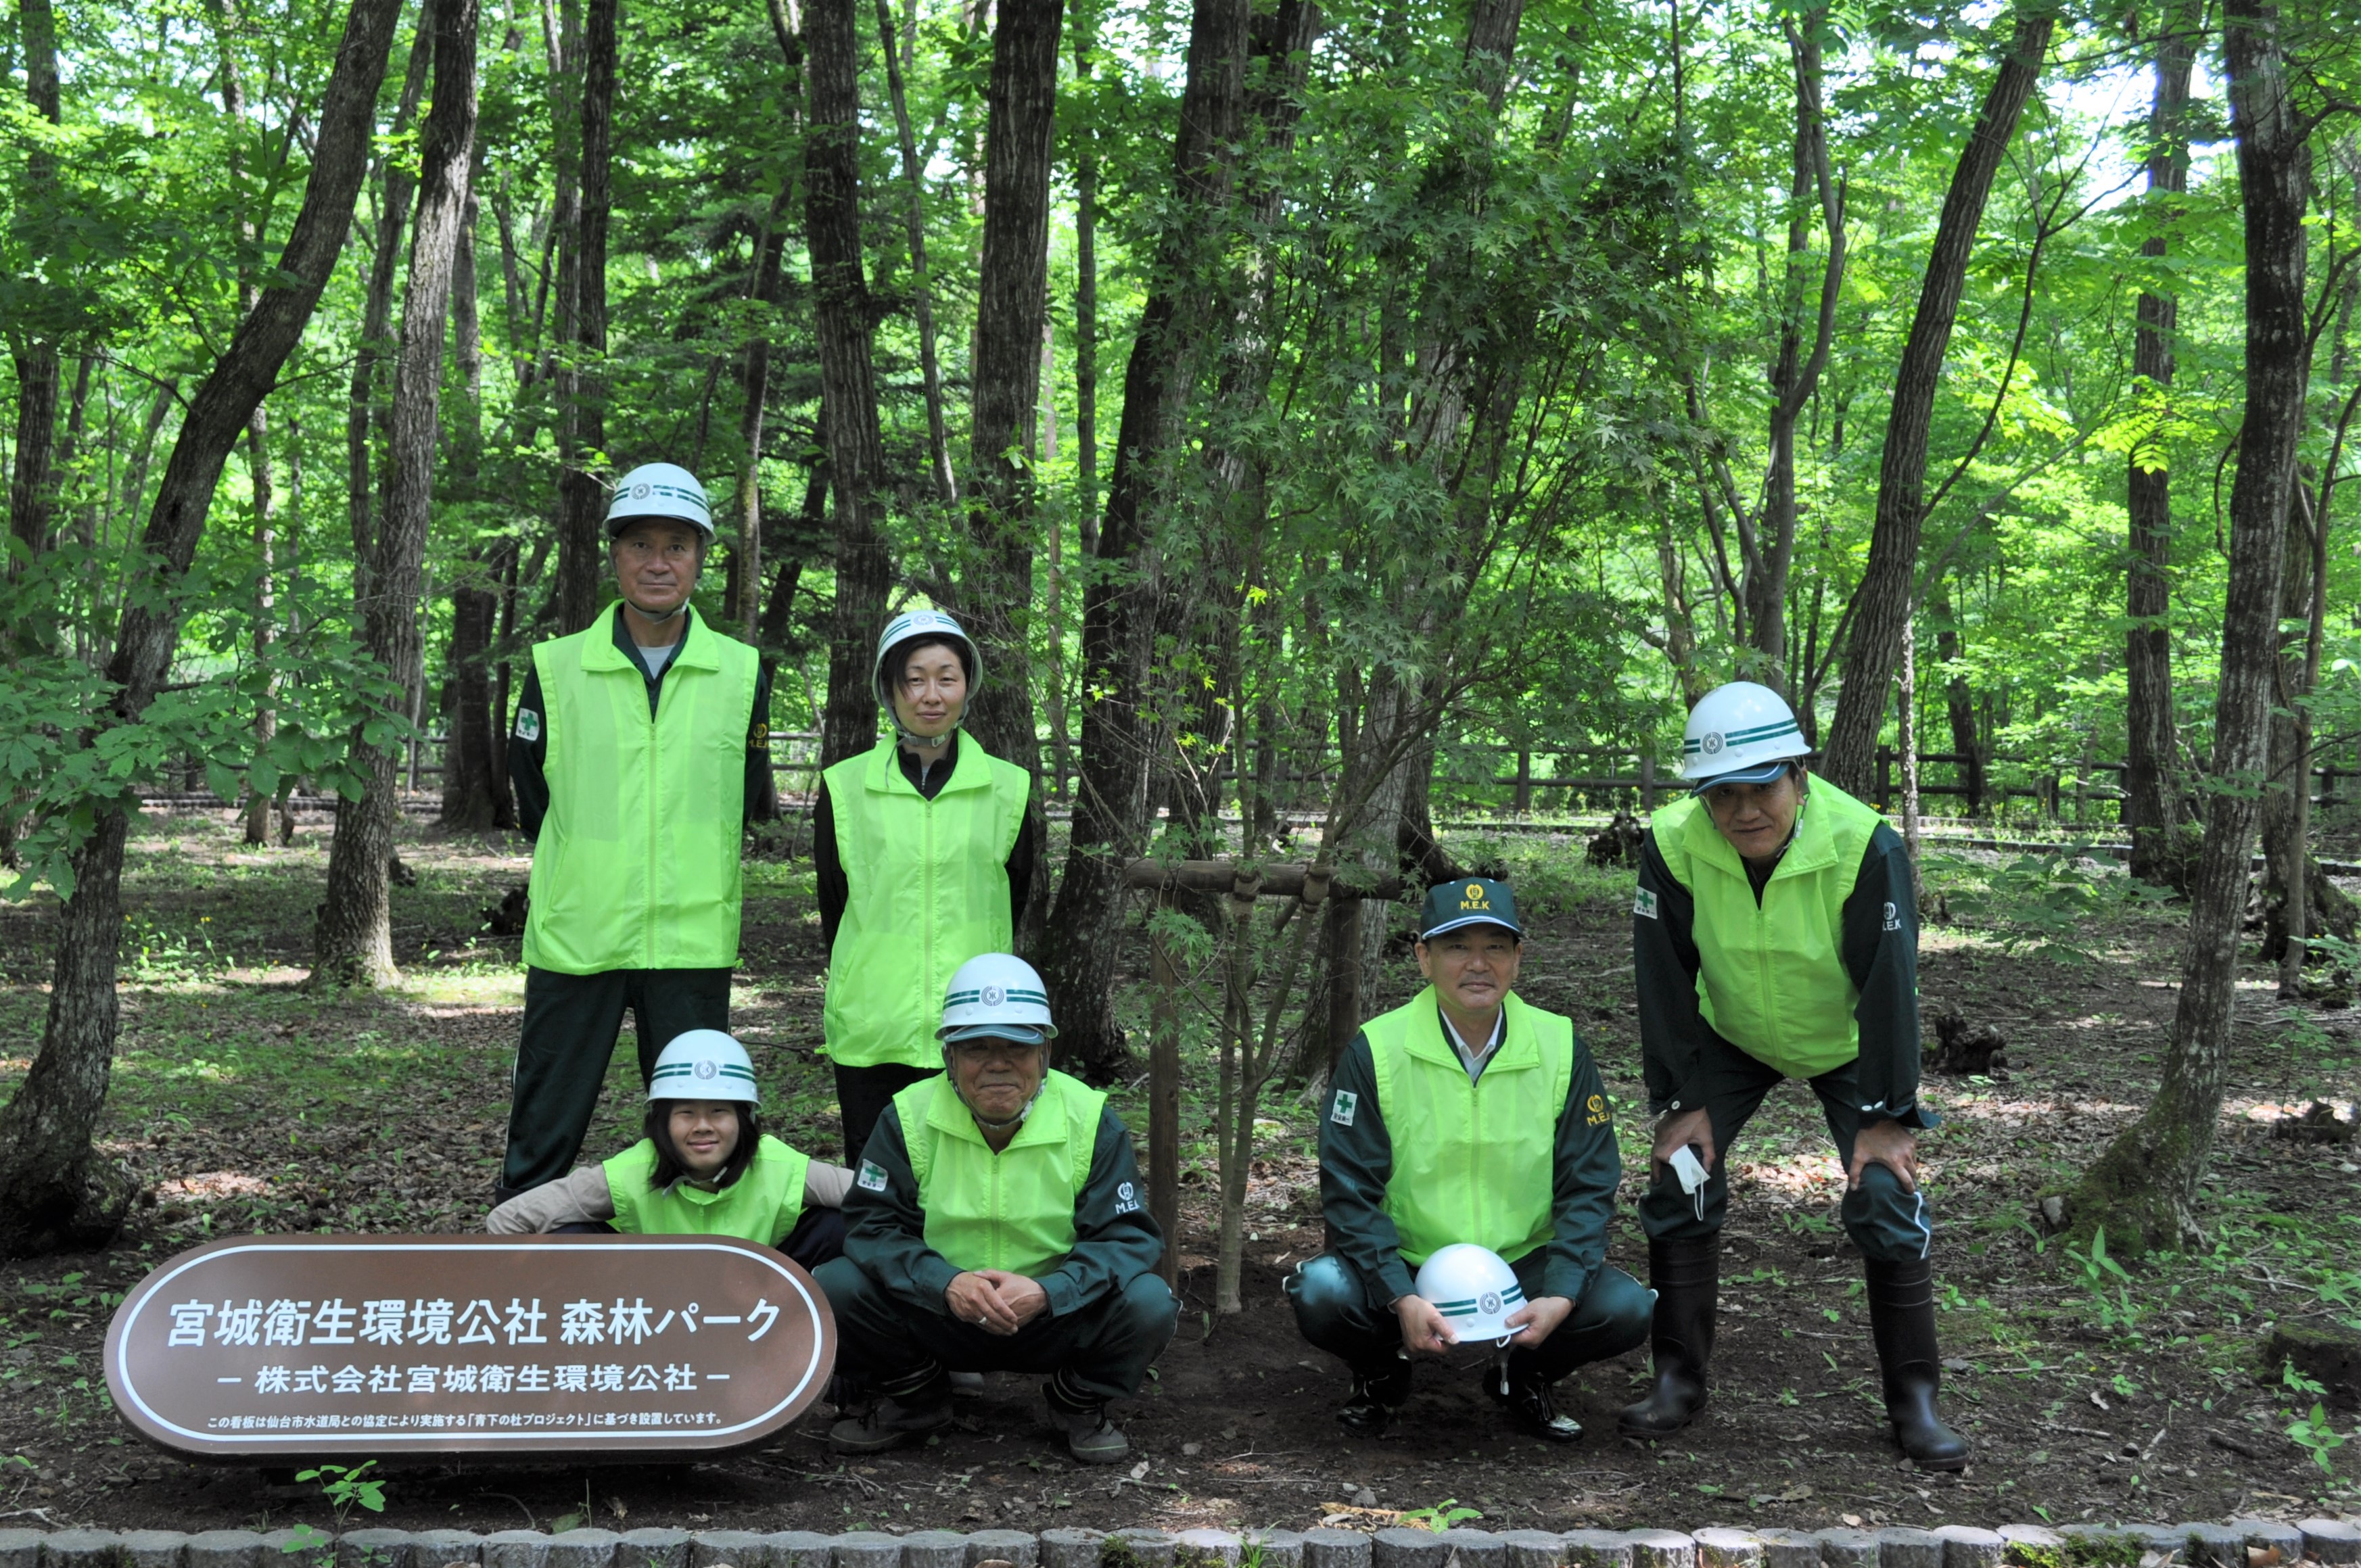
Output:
top-left (488, 1030), bottom-right (851, 1269)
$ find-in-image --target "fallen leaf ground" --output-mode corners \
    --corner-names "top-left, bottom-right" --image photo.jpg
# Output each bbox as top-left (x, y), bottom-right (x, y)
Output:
top-left (0, 811), bottom-right (2354, 1538)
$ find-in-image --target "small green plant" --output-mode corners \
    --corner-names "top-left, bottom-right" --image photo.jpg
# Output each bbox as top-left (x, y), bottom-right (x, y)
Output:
top-left (1397, 1500), bottom-right (1483, 1533)
top-left (310, 1460), bottom-right (388, 1519)
top-left (2063, 1226), bottom-right (2141, 1333)
top-left (2280, 1360), bottom-right (2350, 1475)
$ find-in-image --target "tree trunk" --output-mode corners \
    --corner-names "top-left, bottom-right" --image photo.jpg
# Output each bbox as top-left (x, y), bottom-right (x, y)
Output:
top-left (2124, 9), bottom-right (2197, 884)
top-left (239, 408), bottom-right (279, 845)
top-left (1818, 2), bottom-right (2054, 796)
top-left (2065, 0), bottom-right (2308, 1254)
top-left (1039, 0), bottom-right (1255, 1080)
top-left (872, 0), bottom-right (956, 504)
top-left (733, 189), bottom-right (791, 639)
top-left (7, 0), bottom-right (64, 575)
top-left (1931, 580), bottom-right (1984, 815)
top-left (443, 162), bottom-right (505, 831)
top-left (0, 0), bottom-right (404, 1258)
top-left (345, 19), bottom-right (434, 586)
top-left (1071, 0), bottom-right (1100, 551)
top-left (1740, 14), bottom-right (1844, 691)
top-left (551, 0), bottom-right (613, 634)
top-left (313, 0), bottom-right (478, 988)
top-left (796, 0), bottom-right (895, 769)
top-left (961, 0), bottom-right (1063, 948)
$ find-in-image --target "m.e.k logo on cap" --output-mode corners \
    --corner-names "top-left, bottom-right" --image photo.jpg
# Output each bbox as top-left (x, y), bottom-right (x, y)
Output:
top-left (1461, 882), bottom-right (1490, 911)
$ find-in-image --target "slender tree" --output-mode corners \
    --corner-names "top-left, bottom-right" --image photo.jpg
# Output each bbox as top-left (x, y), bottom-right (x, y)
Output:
top-left (1819, 2), bottom-right (2055, 794)
top-left (0, 0), bottom-right (405, 1256)
top-left (7, 0), bottom-right (65, 573)
top-left (2066, 0), bottom-right (2309, 1251)
top-left (551, 0), bottom-right (615, 633)
top-left (1040, 0), bottom-right (1255, 1077)
top-left (2124, 5), bottom-right (2198, 883)
top-left (312, 0), bottom-right (480, 987)
top-left (796, 0), bottom-right (895, 767)
top-left (959, 0), bottom-right (1064, 942)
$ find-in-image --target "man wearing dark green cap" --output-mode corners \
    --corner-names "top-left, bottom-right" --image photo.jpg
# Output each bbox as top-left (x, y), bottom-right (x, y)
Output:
top-left (1287, 877), bottom-right (1650, 1442)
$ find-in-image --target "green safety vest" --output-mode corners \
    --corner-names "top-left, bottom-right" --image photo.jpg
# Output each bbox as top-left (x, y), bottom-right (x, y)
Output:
top-left (523, 604), bottom-right (760, 974)
top-left (1361, 987), bottom-right (1575, 1268)
top-left (895, 1069), bottom-right (1104, 1277)
top-left (822, 734), bottom-right (1030, 1069)
top-left (1648, 778), bottom-right (1885, 1080)
top-left (603, 1133), bottom-right (811, 1245)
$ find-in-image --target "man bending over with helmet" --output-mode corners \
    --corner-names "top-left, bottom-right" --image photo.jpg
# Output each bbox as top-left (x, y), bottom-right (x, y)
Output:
top-left (1288, 880), bottom-right (1651, 1442)
top-left (1622, 681), bottom-right (1964, 1469)
top-left (496, 463), bottom-right (773, 1204)
top-left (815, 955), bottom-right (1176, 1465)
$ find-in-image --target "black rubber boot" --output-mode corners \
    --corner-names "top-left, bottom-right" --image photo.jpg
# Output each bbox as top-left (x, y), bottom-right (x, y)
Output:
top-left (1617, 1234), bottom-right (1718, 1438)
top-left (1493, 1362), bottom-right (1584, 1443)
top-left (1864, 1256), bottom-right (1969, 1471)
top-left (1336, 1357), bottom-right (1413, 1434)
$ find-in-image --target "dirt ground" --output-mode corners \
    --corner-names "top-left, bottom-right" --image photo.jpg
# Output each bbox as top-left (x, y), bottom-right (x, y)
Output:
top-left (0, 809), bottom-right (2356, 1538)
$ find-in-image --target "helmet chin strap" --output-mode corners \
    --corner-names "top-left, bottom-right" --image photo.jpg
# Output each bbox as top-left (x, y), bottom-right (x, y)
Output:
top-left (945, 1052), bottom-right (1043, 1129)
top-left (893, 700), bottom-right (963, 750)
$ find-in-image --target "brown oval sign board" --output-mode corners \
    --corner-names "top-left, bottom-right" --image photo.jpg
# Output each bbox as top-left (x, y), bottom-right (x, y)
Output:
top-left (104, 1235), bottom-right (834, 1458)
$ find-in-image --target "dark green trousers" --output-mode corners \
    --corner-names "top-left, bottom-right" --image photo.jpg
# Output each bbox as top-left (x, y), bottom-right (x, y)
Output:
top-left (1286, 1250), bottom-right (1652, 1383)
top-left (1638, 1028), bottom-right (1934, 1262)
top-left (814, 1257), bottom-right (1178, 1404)
top-left (498, 965), bottom-right (732, 1194)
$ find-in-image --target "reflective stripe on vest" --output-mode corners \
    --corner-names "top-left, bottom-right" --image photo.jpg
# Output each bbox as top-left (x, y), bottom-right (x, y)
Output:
top-left (1647, 778), bottom-right (1884, 1080)
top-left (821, 734), bottom-right (1030, 1069)
top-left (895, 1069), bottom-right (1103, 1277)
top-left (1361, 987), bottom-right (1574, 1268)
top-left (522, 604), bottom-right (760, 973)
top-left (602, 1133), bottom-right (811, 1245)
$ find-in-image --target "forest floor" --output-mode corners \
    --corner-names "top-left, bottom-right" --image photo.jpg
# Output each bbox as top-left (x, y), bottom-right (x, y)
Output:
top-left (0, 809), bottom-right (2356, 1539)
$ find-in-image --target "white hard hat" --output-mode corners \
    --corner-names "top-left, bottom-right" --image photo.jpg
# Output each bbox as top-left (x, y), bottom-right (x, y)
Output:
top-left (1680, 681), bottom-right (1811, 788)
top-left (1413, 1243), bottom-right (1525, 1346)
top-left (937, 953), bottom-right (1058, 1045)
top-left (605, 462), bottom-right (716, 541)
top-left (647, 1030), bottom-right (759, 1105)
top-left (873, 609), bottom-right (981, 709)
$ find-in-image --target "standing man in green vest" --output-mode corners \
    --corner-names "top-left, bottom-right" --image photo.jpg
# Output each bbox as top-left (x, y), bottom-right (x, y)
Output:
top-left (496, 462), bottom-right (772, 1202)
top-left (816, 609), bottom-right (1031, 1162)
top-left (815, 954), bottom-right (1175, 1465)
top-left (1288, 878), bottom-right (1652, 1442)
top-left (1620, 680), bottom-right (1965, 1469)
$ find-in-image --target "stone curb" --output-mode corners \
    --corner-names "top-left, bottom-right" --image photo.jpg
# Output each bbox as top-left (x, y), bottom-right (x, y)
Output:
top-left (0, 1524), bottom-right (2352, 1568)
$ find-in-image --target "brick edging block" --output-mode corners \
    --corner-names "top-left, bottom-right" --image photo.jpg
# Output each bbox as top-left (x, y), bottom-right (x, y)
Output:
top-left (11, 1523), bottom-right (2361, 1568)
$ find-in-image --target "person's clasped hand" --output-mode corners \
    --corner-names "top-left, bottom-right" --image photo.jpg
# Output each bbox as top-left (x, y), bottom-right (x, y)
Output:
top-left (944, 1270), bottom-right (1050, 1335)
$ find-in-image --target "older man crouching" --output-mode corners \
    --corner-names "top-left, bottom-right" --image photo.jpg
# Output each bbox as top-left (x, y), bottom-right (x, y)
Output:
top-left (814, 954), bottom-right (1175, 1464)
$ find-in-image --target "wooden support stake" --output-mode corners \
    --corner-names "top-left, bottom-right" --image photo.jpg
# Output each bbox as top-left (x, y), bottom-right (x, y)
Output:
top-left (1147, 887), bottom-right (1181, 1291)
top-left (1326, 896), bottom-right (1363, 1073)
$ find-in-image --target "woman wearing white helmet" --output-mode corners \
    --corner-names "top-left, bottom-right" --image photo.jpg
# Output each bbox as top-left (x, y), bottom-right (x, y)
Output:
top-left (812, 609), bottom-right (1032, 1162)
top-left (496, 462), bottom-right (777, 1204)
top-left (813, 955), bottom-right (1174, 1466)
top-left (1622, 680), bottom-right (1965, 1469)
top-left (486, 1030), bottom-right (852, 1268)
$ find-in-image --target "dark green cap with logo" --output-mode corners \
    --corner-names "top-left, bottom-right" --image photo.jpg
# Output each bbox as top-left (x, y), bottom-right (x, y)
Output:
top-left (1417, 877), bottom-right (1522, 941)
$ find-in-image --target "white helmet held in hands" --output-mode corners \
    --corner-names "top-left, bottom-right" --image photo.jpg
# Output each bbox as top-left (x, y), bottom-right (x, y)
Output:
top-left (605, 462), bottom-right (716, 542)
top-left (647, 1030), bottom-right (760, 1105)
top-left (1681, 680), bottom-right (1811, 790)
top-left (1414, 1243), bottom-right (1526, 1346)
top-left (938, 952), bottom-right (1057, 1046)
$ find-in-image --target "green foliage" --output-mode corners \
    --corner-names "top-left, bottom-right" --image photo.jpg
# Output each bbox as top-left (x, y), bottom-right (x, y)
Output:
top-left (1397, 1500), bottom-right (1483, 1532)
top-left (2279, 1361), bottom-right (2352, 1476)
top-left (2062, 1225), bottom-right (2141, 1334)
top-left (1933, 849), bottom-right (2168, 965)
